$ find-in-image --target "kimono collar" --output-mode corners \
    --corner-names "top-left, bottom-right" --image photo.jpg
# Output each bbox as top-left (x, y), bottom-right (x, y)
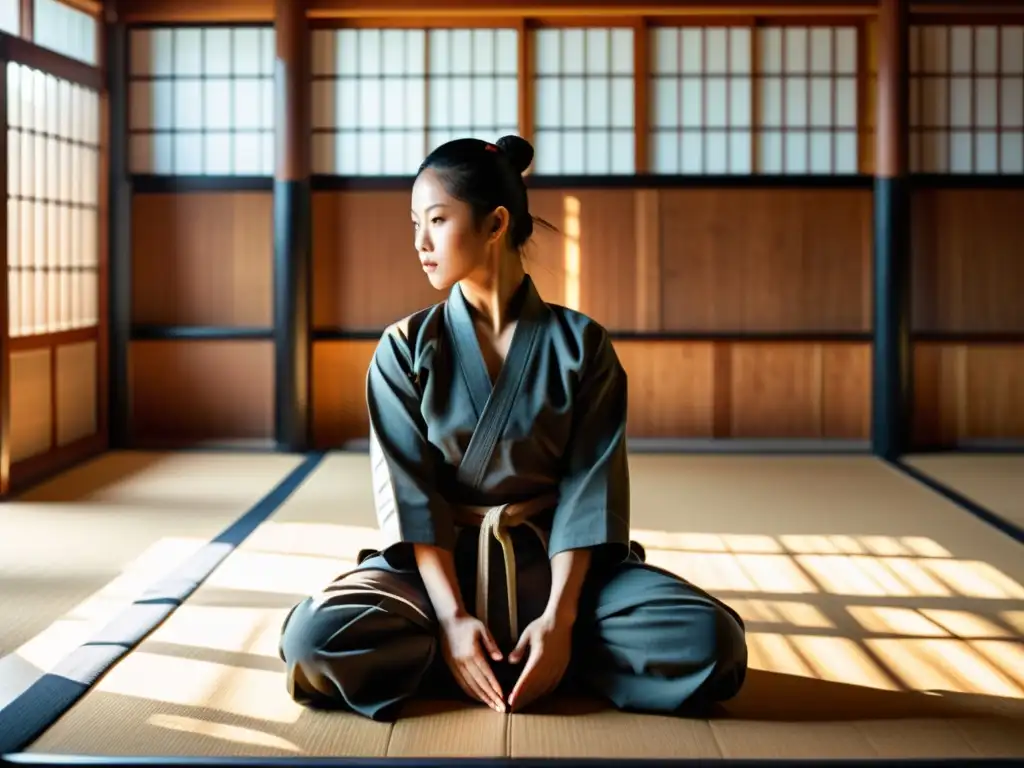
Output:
top-left (447, 274), bottom-right (546, 332)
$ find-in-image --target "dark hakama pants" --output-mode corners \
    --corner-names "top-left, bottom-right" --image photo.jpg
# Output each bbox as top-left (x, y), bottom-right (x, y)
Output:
top-left (279, 526), bottom-right (747, 721)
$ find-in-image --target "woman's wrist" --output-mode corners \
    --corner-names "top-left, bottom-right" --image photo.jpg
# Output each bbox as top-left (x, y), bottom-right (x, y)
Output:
top-left (414, 543), bottom-right (468, 624)
top-left (544, 547), bottom-right (591, 626)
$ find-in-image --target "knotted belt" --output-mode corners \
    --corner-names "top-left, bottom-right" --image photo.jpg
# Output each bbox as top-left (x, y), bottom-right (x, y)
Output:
top-left (452, 493), bottom-right (558, 642)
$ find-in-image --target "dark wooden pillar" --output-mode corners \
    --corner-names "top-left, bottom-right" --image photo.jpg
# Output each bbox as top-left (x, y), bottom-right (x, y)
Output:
top-left (273, 0), bottom-right (311, 452)
top-left (107, 9), bottom-right (131, 449)
top-left (872, 0), bottom-right (912, 460)
top-left (0, 48), bottom-right (9, 496)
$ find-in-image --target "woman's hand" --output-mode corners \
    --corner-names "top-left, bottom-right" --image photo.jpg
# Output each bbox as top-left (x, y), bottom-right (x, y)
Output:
top-left (438, 611), bottom-right (507, 712)
top-left (506, 610), bottom-right (574, 712)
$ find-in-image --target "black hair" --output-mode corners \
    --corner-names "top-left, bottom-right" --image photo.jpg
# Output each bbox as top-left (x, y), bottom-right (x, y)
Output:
top-left (416, 135), bottom-right (555, 251)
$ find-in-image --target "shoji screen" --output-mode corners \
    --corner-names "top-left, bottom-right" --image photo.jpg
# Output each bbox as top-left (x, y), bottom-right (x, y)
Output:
top-left (7, 63), bottom-right (100, 337)
top-left (426, 29), bottom-right (519, 153)
top-left (649, 26), bottom-right (753, 174)
top-left (910, 24), bottom-right (1024, 174)
top-left (128, 26), bottom-right (276, 175)
top-left (0, 0), bottom-right (18, 36)
top-left (756, 26), bottom-right (859, 174)
top-left (532, 27), bottom-right (635, 175)
top-left (33, 0), bottom-right (98, 65)
top-left (647, 24), bottom-right (859, 175)
top-left (311, 27), bottom-right (520, 176)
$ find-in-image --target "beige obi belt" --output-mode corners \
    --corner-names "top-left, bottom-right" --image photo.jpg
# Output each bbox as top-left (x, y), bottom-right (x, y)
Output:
top-left (452, 493), bottom-right (558, 642)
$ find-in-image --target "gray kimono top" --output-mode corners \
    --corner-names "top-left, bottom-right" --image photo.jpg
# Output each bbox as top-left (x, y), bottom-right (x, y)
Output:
top-left (366, 274), bottom-right (631, 567)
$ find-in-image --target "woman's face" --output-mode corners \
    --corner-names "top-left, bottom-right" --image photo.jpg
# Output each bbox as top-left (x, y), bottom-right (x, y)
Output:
top-left (410, 168), bottom-right (505, 291)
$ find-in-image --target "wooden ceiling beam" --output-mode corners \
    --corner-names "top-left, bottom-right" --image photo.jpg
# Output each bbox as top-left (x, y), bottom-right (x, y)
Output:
top-left (120, 0), bottom-right (273, 23)
top-left (55, 0), bottom-right (103, 17)
top-left (307, 0), bottom-right (877, 19)
top-left (117, 0), bottom-right (1024, 24)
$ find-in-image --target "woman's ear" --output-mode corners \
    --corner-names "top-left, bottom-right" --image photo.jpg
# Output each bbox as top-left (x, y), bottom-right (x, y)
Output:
top-left (487, 206), bottom-right (511, 244)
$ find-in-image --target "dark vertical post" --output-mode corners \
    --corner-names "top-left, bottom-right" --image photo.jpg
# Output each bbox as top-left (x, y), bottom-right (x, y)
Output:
top-left (872, 0), bottom-right (912, 459)
top-left (107, 14), bottom-right (131, 449)
top-left (273, 0), bottom-right (311, 452)
top-left (0, 56), bottom-right (9, 496)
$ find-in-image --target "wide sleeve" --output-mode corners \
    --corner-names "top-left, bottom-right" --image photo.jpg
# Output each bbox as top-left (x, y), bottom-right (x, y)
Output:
top-left (548, 327), bottom-right (631, 562)
top-left (366, 325), bottom-right (457, 561)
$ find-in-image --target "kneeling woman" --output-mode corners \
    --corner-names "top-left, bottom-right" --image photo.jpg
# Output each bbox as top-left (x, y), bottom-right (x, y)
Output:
top-left (279, 135), bottom-right (748, 720)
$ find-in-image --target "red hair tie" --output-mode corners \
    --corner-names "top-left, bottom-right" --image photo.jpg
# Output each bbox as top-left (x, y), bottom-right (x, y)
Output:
top-left (485, 143), bottom-right (498, 152)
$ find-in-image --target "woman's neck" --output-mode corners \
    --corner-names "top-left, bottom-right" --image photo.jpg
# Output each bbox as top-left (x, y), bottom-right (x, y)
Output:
top-left (459, 250), bottom-right (526, 335)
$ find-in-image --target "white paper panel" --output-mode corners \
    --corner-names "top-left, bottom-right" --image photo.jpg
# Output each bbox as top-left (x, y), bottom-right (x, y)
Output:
top-left (836, 77), bottom-right (857, 128)
top-left (681, 29), bottom-right (702, 74)
top-left (587, 78), bottom-right (610, 128)
top-left (34, 0), bottom-right (98, 65)
top-left (974, 132), bottom-right (998, 172)
top-left (730, 131), bottom-right (752, 173)
top-left (759, 131), bottom-right (783, 173)
top-left (173, 27), bottom-right (202, 75)
top-left (785, 132), bottom-right (808, 172)
top-left (706, 78), bottom-right (727, 127)
top-left (681, 79), bottom-right (702, 127)
top-left (760, 28), bottom-right (782, 73)
top-left (0, 0), bottom-right (18, 35)
top-left (651, 28), bottom-right (677, 74)
top-left (1001, 133), bottom-right (1024, 172)
top-left (810, 28), bottom-right (831, 73)
top-left (706, 29), bottom-right (728, 74)
top-left (950, 77), bottom-right (972, 127)
top-left (1003, 27), bottom-right (1024, 74)
top-left (731, 77), bottom-right (751, 127)
top-left (651, 131), bottom-right (678, 173)
top-left (950, 26), bottom-right (973, 74)
top-left (836, 28), bottom-right (856, 74)
top-left (535, 30), bottom-right (561, 75)
top-left (785, 28), bottom-right (808, 73)
top-left (834, 131), bottom-right (857, 174)
top-left (950, 131), bottom-right (972, 172)
top-left (1002, 79), bottom-right (1023, 127)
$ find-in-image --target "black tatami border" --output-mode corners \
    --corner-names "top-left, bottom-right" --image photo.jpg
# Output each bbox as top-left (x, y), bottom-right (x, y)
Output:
top-left (4, 754), bottom-right (1023, 767)
top-left (888, 459), bottom-right (1024, 549)
top-left (0, 453), bottom-right (326, 756)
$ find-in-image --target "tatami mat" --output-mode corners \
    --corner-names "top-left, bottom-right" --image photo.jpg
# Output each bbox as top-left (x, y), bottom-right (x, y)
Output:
top-left (0, 451), bottom-right (305, 710)
top-left (19, 453), bottom-right (1024, 760)
top-left (904, 454), bottom-right (1024, 532)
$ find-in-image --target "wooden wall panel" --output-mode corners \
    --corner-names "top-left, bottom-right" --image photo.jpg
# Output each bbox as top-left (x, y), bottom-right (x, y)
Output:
top-left (312, 187), bottom-right (871, 335)
top-left (912, 189), bottom-right (1024, 333)
top-left (821, 343), bottom-right (873, 440)
top-left (55, 341), bottom-right (98, 447)
top-left (128, 340), bottom-right (274, 443)
top-left (613, 341), bottom-right (716, 437)
top-left (527, 189), bottom-right (639, 331)
top-left (9, 349), bottom-right (53, 463)
top-left (310, 339), bottom-right (871, 445)
top-left (313, 191), bottom-right (439, 329)
top-left (913, 343), bottom-right (1024, 446)
top-left (312, 340), bottom-right (376, 447)
top-left (132, 193), bottom-right (273, 326)
top-left (727, 342), bottom-right (871, 439)
top-left (659, 189), bottom-right (873, 333)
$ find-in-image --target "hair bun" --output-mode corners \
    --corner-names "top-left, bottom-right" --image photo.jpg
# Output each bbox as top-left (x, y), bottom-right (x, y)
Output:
top-left (496, 135), bottom-right (534, 174)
